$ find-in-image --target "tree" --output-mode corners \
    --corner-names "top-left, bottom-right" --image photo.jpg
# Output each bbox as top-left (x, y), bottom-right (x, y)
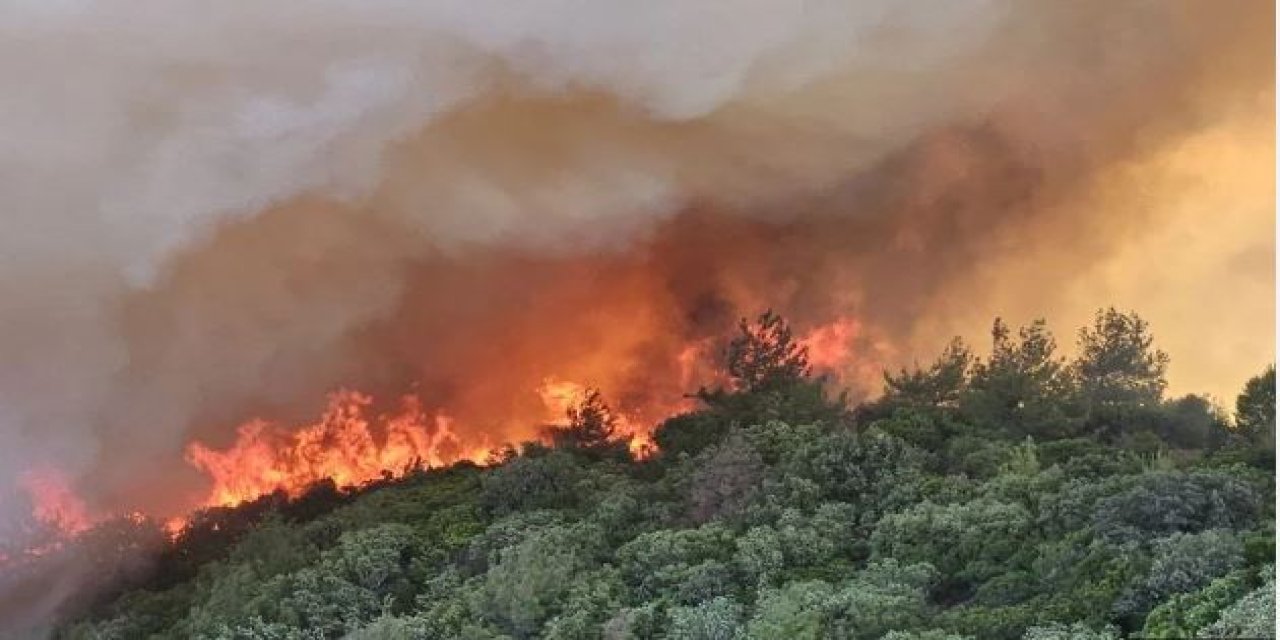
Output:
top-left (880, 338), bottom-right (972, 413)
top-left (697, 311), bottom-right (845, 427)
top-left (667, 596), bottom-right (744, 640)
top-left (1234, 365), bottom-right (1275, 448)
top-left (781, 430), bottom-right (926, 525)
top-left (745, 580), bottom-right (834, 639)
top-left (1074, 308), bottom-right (1170, 411)
top-left (616, 524), bottom-right (737, 602)
top-left (546, 388), bottom-right (630, 460)
top-left (688, 435), bottom-right (765, 524)
top-left (1196, 570), bottom-right (1275, 639)
top-left (1156, 394), bottom-right (1229, 450)
top-left (741, 561), bottom-right (938, 640)
top-left (724, 310), bottom-right (810, 394)
top-left (654, 411), bottom-right (733, 458)
top-left (183, 523), bottom-right (418, 638)
top-left (478, 525), bottom-right (589, 638)
top-left (826, 559), bottom-right (939, 640)
top-left (963, 319), bottom-right (1078, 437)
top-left (1091, 471), bottom-right (1261, 543)
top-left (1114, 529), bottom-right (1244, 624)
top-left (1140, 569), bottom-right (1251, 638)
top-left (40, 307), bottom-right (1280, 640)
top-left (870, 497), bottom-right (1032, 587)
top-left (346, 614), bottom-right (433, 640)
top-left (480, 449), bottom-right (583, 516)
top-left (1022, 622), bottom-right (1119, 640)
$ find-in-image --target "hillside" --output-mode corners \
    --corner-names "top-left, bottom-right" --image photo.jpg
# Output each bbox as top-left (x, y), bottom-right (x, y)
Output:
top-left (42, 310), bottom-right (1277, 639)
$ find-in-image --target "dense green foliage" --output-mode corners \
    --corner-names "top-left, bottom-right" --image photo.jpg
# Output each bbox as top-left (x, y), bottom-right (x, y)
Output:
top-left (37, 310), bottom-right (1276, 639)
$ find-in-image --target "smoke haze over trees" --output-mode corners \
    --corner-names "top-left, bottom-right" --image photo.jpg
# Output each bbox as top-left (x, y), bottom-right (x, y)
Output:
top-left (0, 0), bottom-right (1271, 529)
top-left (0, 1), bottom-right (1272, 637)
top-left (4, 309), bottom-right (1272, 639)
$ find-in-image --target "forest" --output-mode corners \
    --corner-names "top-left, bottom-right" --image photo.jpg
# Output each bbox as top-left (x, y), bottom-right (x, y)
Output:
top-left (23, 308), bottom-right (1278, 639)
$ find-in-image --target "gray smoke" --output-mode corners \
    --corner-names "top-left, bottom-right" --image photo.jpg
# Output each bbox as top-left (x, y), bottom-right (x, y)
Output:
top-left (0, 0), bottom-right (1270, 532)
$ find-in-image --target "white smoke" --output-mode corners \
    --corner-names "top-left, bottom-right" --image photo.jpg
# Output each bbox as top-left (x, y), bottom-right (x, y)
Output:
top-left (0, 0), bottom-right (1268, 524)
top-left (0, 0), bottom-right (1005, 489)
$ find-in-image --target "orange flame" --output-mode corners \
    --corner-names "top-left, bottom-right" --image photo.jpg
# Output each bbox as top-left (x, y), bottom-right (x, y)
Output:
top-left (170, 314), bottom-right (873, 515)
top-left (800, 317), bottom-right (860, 373)
top-left (184, 390), bottom-right (489, 508)
top-left (799, 316), bottom-right (896, 391)
top-left (18, 468), bottom-right (91, 536)
top-left (536, 377), bottom-right (657, 457)
top-left (537, 377), bottom-right (591, 421)
top-left (0, 315), bottom-right (879, 547)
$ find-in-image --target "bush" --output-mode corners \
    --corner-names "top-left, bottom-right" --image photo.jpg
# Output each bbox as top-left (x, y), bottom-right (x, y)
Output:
top-left (1092, 471), bottom-right (1260, 543)
top-left (1195, 570), bottom-right (1275, 638)
top-left (480, 449), bottom-right (584, 516)
top-left (655, 412), bottom-right (734, 458)
top-left (871, 498), bottom-right (1032, 584)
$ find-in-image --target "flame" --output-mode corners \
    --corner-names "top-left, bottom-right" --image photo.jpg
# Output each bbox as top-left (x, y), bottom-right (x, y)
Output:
top-left (182, 317), bottom-right (878, 512)
top-left (799, 316), bottom-right (896, 392)
top-left (0, 313), bottom-right (883, 559)
top-left (537, 378), bottom-right (591, 421)
top-left (536, 377), bottom-right (658, 457)
top-left (800, 317), bottom-right (860, 373)
top-left (1, 313), bottom-right (880, 542)
top-left (162, 516), bottom-right (187, 538)
top-left (182, 374), bottom-right (677, 514)
top-left (18, 469), bottom-right (91, 536)
top-left (0, 469), bottom-right (94, 564)
top-left (184, 390), bottom-right (489, 509)
top-left (86, 312), bottom-right (876, 525)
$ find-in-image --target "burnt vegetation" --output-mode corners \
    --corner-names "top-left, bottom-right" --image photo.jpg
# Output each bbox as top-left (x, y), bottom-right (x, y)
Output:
top-left (7, 309), bottom-right (1275, 639)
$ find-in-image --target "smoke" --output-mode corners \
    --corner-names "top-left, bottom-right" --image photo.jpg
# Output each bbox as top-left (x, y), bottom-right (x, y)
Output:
top-left (0, 0), bottom-right (1271, 548)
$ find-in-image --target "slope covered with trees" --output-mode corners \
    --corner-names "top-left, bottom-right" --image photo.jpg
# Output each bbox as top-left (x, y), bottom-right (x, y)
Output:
top-left (43, 309), bottom-right (1278, 639)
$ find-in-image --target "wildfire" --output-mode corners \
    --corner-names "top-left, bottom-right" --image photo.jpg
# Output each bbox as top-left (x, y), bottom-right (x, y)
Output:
top-left (798, 317), bottom-right (896, 391)
top-left (536, 377), bottom-right (659, 457)
top-left (176, 315), bottom-right (876, 512)
top-left (0, 469), bottom-right (94, 563)
top-left (182, 373), bottom-right (680, 514)
top-left (18, 469), bottom-right (91, 536)
top-left (537, 378), bottom-right (591, 420)
top-left (6, 314), bottom-right (875, 541)
top-left (184, 391), bottom-right (489, 509)
top-left (799, 317), bottom-right (859, 373)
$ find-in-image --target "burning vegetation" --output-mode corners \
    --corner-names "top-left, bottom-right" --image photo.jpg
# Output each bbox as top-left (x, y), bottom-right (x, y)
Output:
top-left (8, 311), bottom-right (876, 547)
top-left (0, 0), bottom-right (1272, 637)
top-left (2, 308), bottom-right (1274, 639)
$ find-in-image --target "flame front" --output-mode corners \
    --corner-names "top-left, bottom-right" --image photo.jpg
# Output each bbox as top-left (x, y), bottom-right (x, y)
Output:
top-left (536, 377), bottom-right (662, 457)
top-left (5, 315), bottom-right (877, 535)
top-left (177, 316), bottom-right (879, 512)
top-left (18, 469), bottom-right (91, 536)
top-left (184, 390), bottom-right (489, 509)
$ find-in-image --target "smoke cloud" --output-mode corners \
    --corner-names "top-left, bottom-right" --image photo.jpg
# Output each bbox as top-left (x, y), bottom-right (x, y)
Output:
top-left (0, 0), bottom-right (1271, 536)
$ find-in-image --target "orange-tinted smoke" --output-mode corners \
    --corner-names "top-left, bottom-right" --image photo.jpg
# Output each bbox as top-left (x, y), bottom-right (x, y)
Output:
top-left (17, 470), bottom-right (91, 537)
top-left (175, 315), bottom-right (870, 513)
